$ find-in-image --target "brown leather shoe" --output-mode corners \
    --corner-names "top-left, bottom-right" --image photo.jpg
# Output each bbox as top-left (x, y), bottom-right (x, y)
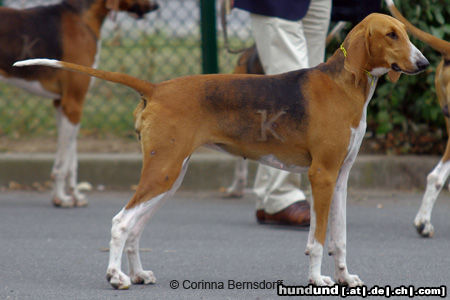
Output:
top-left (256, 200), bottom-right (310, 227)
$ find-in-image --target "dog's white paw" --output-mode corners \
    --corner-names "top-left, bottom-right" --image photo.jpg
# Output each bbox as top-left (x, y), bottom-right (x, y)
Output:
top-left (72, 190), bottom-right (88, 207)
top-left (106, 269), bottom-right (131, 290)
top-left (414, 219), bottom-right (434, 238)
top-left (52, 195), bottom-right (74, 208)
top-left (131, 270), bottom-right (156, 285)
top-left (309, 275), bottom-right (334, 286)
top-left (335, 271), bottom-right (363, 287)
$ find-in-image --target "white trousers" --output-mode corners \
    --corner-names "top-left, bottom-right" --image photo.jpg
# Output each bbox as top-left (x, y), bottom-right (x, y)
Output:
top-left (251, 0), bottom-right (331, 214)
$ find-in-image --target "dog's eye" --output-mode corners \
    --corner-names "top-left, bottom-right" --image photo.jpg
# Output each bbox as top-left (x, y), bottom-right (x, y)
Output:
top-left (386, 31), bottom-right (398, 40)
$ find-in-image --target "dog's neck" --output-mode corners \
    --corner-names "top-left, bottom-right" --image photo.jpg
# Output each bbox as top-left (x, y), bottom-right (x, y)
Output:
top-left (63, 0), bottom-right (111, 39)
top-left (63, 0), bottom-right (102, 14)
top-left (319, 49), bottom-right (375, 100)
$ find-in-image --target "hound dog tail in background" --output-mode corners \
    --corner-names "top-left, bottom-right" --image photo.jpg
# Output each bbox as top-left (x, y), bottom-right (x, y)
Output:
top-left (14, 13), bottom-right (429, 289)
top-left (13, 59), bottom-right (155, 96)
top-left (386, 0), bottom-right (450, 238)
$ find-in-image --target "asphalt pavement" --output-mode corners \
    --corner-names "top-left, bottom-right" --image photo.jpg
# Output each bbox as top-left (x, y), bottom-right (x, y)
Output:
top-left (0, 190), bottom-right (449, 299)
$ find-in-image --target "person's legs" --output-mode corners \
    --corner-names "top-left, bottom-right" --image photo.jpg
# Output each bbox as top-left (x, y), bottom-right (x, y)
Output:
top-left (253, 166), bottom-right (304, 214)
top-left (248, 1), bottom-right (331, 225)
top-left (250, 14), bottom-right (309, 74)
top-left (302, 0), bottom-right (332, 67)
top-left (250, 14), bottom-right (309, 224)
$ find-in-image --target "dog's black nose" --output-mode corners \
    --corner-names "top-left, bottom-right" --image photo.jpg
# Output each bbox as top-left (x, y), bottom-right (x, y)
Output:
top-left (416, 58), bottom-right (430, 71)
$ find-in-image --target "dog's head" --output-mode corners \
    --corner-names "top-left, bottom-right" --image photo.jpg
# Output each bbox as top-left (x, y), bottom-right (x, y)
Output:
top-left (106, 0), bottom-right (159, 18)
top-left (343, 13), bottom-right (429, 84)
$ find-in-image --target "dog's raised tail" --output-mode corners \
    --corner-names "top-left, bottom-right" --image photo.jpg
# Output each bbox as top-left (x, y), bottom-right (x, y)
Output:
top-left (13, 59), bottom-right (154, 95)
top-left (385, 0), bottom-right (450, 58)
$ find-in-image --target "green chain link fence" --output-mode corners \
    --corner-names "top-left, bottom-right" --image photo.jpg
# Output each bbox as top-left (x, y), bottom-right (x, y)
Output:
top-left (0, 0), bottom-right (253, 140)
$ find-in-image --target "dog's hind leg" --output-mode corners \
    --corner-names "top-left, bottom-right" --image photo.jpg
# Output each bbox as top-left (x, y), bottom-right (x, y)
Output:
top-left (125, 157), bottom-right (190, 285)
top-left (106, 156), bottom-right (190, 289)
top-left (414, 157), bottom-right (450, 237)
top-left (106, 130), bottom-right (194, 289)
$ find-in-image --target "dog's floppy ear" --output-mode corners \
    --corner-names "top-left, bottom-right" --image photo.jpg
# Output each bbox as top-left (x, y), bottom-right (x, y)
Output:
top-left (387, 70), bottom-right (401, 83)
top-left (343, 26), bottom-right (371, 87)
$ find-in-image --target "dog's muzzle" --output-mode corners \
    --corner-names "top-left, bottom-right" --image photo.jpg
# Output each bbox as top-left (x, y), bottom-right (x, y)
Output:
top-left (391, 56), bottom-right (429, 75)
top-left (415, 58), bottom-right (430, 72)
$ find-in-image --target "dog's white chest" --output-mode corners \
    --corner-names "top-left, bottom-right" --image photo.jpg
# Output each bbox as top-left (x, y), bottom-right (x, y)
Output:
top-left (346, 118), bottom-right (366, 165)
top-left (0, 74), bottom-right (59, 99)
top-left (345, 77), bottom-right (379, 164)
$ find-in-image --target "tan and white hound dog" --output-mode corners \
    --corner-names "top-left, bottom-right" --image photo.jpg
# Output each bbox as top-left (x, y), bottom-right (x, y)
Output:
top-left (14, 13), bottom-right (428, 289)
top-left (385, 0), bottom-right (450, 237)
top-left (0, 0), bottom-right (158, 207)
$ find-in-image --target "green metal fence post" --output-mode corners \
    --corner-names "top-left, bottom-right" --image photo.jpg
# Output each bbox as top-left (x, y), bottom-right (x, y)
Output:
top-left (200, 0), bottom-right (219, 74)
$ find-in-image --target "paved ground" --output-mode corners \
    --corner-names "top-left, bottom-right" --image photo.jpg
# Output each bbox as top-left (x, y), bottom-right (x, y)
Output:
top-left (0, 190), bottom-right (449, 299)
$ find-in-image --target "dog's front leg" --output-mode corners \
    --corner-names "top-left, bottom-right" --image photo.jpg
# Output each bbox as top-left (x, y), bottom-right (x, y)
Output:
top-left (305, 162), bottom-right (339, 286)
top-left (51, 107), bottom-right (80, 207)
top-left (328, 162), bottom-right (363, 287)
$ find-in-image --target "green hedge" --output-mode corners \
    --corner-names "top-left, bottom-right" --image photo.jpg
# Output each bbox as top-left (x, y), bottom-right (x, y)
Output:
top-left (373, 0), bottom-right (449, 128)
top-left (369, 0), bottom-right (450, 153)
top-left (328, 0), bottom-right (449, 154)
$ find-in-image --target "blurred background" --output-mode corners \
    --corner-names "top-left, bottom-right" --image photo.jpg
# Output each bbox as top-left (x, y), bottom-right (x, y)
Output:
top-left (0, 0), bottom-right (448, 154)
